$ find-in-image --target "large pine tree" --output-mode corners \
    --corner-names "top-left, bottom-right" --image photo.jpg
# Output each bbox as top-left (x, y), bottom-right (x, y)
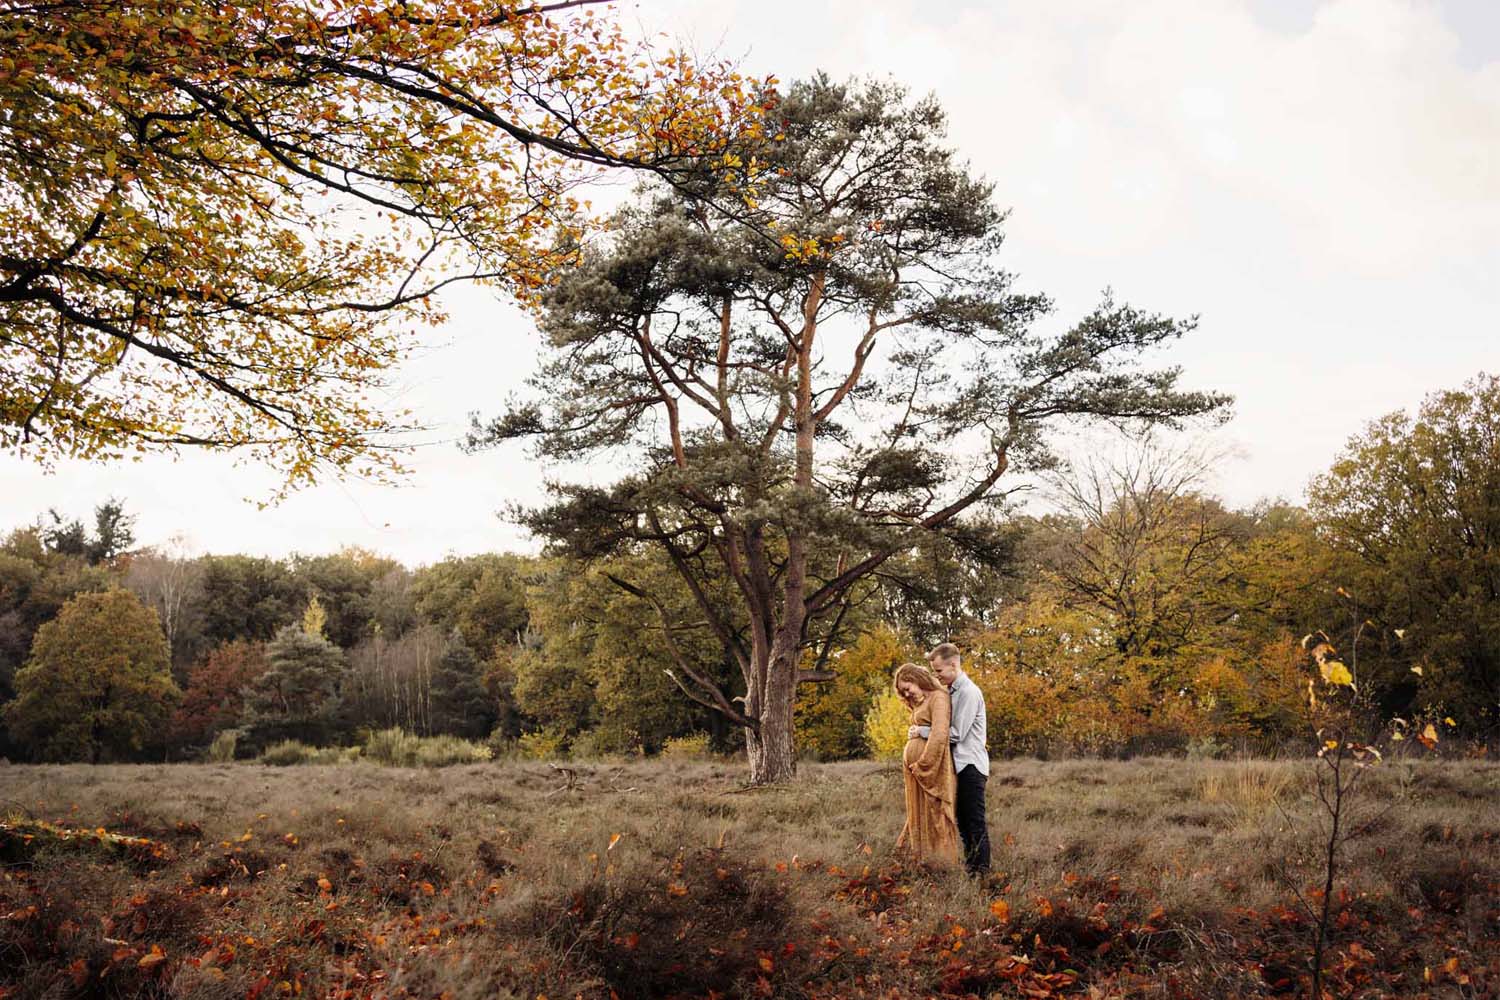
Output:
top-left (473, 76), bottom-right (1228, 783)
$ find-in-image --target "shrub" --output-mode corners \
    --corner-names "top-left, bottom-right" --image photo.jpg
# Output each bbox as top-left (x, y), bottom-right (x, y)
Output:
top-left (206, 729), bottom-right (240, 763)
top-left (257, 739), bottom-right (349, 765)
top-left (413, 734), bottom-right (492, 767)
top-left (485, 727), bottom-right (518, 760)
top-left (363, 726), bottom-right (421, 766)
top-left (570, 725), bottom-right (639, 760)
top-left (363, 727), bottom-right (492, 767)
top-left (259, 740), bottom-right (316, 766)
top-left (517, 726), bottom-right (568, 760)
top-left (660, 732), bottom-right (710, 760)
top-left (863, 690), bottom-right (910, 760)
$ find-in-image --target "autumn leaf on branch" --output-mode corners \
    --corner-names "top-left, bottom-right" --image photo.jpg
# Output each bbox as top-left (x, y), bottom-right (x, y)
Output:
top-left (0, 0), bottom-right (772, 493)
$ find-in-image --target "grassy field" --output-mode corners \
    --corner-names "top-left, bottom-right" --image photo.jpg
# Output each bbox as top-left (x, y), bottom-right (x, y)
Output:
top-left (1, 757), bottom-right (1495, 999)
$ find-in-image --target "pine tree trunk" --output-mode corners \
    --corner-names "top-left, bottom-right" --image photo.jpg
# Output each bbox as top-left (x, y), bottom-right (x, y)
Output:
top-left (745, 640), bottom-right (800, 784)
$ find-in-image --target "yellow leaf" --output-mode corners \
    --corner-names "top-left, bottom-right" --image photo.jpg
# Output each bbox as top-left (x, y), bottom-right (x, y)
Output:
top-left (607, 833), bottom-right (622, 851)
top-left (989, 899), bottom-right (1010, 922)
top-left (1394, 628), bottom-right (1407, 640)
top-left (1410, 665), bottom-right (1423, 676)
top-left (138, 945), bottom-right (167, 969)
top-left (1443, 717), bottom-right (1456, 727)
top-left (1320, 661), bottom-right (1354, 687)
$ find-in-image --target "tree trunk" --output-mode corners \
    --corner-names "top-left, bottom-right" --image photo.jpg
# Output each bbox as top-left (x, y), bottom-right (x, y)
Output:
top-left (745, 640), bottom-right (800, 784)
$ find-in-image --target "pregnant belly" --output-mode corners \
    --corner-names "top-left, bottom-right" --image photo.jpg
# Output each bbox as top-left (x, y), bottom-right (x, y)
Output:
top-left (903, 737), bottom-right (925, 766)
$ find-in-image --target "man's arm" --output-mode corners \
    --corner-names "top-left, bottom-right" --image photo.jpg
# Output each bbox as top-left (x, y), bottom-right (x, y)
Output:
top-left (913, 685), bottom-right (980, 743)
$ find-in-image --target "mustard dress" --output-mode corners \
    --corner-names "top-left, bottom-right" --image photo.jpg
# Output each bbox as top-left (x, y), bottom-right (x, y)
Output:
top-left (895, 690), bottom-right (961, 866)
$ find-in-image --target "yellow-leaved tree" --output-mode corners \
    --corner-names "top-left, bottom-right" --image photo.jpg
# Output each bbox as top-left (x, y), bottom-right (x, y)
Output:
top-left (1, 0), bottom-right (769, 491)
top-left (795, 625), bottom-right (915, 760)
top-left (863, 689), bottom-right (911, 761)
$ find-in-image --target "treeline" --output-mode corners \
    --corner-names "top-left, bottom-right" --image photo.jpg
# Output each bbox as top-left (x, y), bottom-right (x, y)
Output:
top-left (2, 375), bottom-right (1497, 762)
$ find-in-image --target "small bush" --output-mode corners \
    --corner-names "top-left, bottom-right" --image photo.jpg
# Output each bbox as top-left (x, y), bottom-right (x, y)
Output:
top-left (259, 740), bottom-right (316, 766)
top-left (363, 727), bottom-right (421, 766)
top-left (414, 734), bottom-right (492, 767)
top-left (363, 727), bottom-right (492, 767)
top-left (863, 689), bottom-right (910, 760)
top-left (257, 739), bottom-right (349, 766)
top-left (517, 727), bottom-right (568, 760)
top-left (660, 732), bottom-right (711, 760)
top-left (207, 729), bottom-right (240, 763)
top-left (570, 724), bottom-right (640, 760)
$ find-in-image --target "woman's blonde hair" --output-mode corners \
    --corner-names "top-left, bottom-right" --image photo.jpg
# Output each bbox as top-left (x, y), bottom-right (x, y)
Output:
top-left (893, 662), bottom-right (941, 702)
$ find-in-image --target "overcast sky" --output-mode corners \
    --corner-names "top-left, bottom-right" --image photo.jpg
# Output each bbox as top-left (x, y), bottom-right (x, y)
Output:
top-left (3, 0), bottom-right (1497, 565)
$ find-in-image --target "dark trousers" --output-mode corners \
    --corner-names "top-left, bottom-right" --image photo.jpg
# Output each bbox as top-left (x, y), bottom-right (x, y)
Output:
top-left (955, 764), bottom-right (991, 874)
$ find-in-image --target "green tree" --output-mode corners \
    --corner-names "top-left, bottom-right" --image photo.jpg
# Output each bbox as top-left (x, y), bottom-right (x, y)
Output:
top-left (411, 554), bottom-right (533, 654)
top-left (0, 526), bottom-right (117, 755)
top-left (429, 630), bottom-right (494, 739)
top-left (292, 548), bottom-right (404, 648)
top-left (1309, 373), bottom-right (1500, 732)
top-left (473, 77), bottom-right (1228, 783)
top-left (240, 624), bottom-right (348, 748)
top-left (3, 588), bottom-right (179, 762)
top-left (519, 552), bottom-right (730, 752)
top-left (40, 499), bottom-right (136, 565)
top-left (197, 554), bottom-right (304, 649)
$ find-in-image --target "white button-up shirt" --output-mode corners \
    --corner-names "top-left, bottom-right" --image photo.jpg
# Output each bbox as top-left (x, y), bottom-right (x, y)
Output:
top-left (917, 670), bottom-right (989, 776)
top-left (946, 671), bottom-right (989, 776)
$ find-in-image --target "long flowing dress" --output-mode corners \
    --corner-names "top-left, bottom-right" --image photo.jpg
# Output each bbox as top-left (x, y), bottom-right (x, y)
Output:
top-left (895, 690), bottom-right (961, 866)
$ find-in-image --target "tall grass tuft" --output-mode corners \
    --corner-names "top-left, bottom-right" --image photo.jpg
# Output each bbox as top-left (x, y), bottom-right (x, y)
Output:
top-left (363, 727), bottom-right (492, 767)
top-left (206, 729), bottom-right (240, 763)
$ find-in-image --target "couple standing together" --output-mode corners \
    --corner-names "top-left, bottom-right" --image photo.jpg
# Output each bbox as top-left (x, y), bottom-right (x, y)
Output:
top-left (894, 642), bottom-right (991, 875)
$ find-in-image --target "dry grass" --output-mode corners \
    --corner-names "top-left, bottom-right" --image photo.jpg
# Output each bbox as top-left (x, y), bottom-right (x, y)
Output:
top-left (1, 756), bottom-right (1496, 999)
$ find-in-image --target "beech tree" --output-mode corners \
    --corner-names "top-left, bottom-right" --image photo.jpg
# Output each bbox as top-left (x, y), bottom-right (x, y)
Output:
top-left (474, 77), bottom-right (1229, 783)
top-left (3, 588), bottom-right (179, 761)
top-left (1, 0), bottom-right (768, 489)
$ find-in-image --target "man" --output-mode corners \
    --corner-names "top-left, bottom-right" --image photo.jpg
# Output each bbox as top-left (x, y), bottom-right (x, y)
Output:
top-left (909, 642), bottom-right (990, 874)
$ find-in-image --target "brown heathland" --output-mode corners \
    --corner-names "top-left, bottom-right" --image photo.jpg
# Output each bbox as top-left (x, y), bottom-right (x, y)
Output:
top-left (1, 757), bottom-right (1495, 999)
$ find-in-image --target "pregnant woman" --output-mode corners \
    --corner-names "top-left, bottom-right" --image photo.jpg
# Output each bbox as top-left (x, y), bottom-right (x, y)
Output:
top-left (893, 662), bottom-right (961, 867)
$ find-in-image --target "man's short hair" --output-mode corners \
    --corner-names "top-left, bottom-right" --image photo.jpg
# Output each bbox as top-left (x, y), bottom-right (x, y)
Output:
top-left (927, 642), bottom-right (961, 665)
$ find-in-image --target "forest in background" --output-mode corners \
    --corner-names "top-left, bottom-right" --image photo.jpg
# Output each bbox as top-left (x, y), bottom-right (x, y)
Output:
top-left (3, 373), bottom-right (1497, 765)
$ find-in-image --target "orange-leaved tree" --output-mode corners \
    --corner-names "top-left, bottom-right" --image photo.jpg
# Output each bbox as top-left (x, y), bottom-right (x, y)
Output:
top-left (1, 0), bottom-right (769, 490)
